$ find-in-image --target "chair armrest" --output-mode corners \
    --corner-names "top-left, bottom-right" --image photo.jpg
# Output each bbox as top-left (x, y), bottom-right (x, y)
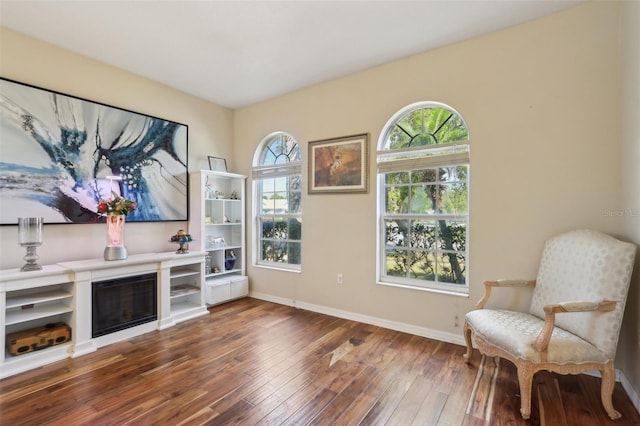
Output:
top-left (544, 300), bottom-right (616, 314)
top-left (475, 279), bottom-right (536, 309)
top-left (533, 300), bottom-right (617, 353)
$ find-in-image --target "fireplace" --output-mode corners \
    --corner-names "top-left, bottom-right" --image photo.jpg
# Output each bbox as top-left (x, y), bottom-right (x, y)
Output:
top-left (92, 273), bottom-right (157, 338)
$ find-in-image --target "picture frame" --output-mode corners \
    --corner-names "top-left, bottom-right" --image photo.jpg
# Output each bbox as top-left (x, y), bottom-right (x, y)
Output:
top-left (308, 133), bottom-right (369, 194)
top-left (208, 156), bottom-right (228, 172)
top-left (0, 77), bottom-right (189, 224)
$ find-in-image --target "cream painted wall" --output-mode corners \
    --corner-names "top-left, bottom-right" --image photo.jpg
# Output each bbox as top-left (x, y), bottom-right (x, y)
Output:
top-left (620, 0), bottom-right (640, 407)
top-left (0, 0), bottom-right (638, 410)
top-left (0, 27), bottom-right (233, 269)
top-left (234, 0), bottom-right (638, 400)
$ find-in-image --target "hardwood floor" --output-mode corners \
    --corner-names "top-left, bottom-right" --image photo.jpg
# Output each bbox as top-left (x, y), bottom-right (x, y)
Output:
top-left (1, 298), bottom-right (639, 425)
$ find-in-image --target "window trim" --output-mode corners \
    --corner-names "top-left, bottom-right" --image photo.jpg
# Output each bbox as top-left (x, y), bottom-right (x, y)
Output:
top-left (254, 210), bottom-right (302, 272)
top-left (376, 102), bottom-right (470, 294)
top-left (252, 132), bottom-right (302, 272)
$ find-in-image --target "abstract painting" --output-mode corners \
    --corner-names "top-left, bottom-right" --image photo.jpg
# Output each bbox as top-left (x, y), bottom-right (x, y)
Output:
top-left (0, 78), bottom-right (188, 224)
top-left (308, 133), bottom-right (368, 194)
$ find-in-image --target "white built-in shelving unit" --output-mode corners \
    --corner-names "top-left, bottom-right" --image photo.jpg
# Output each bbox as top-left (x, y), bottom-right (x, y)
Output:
top-left (168, 258), bottom-right (205, 322)
top-left (190, 170), bottom-right (249, 306)
top-left (0, 251), bottom-right (205, 379)
top-left (1, 266), bottom-right (74, 378)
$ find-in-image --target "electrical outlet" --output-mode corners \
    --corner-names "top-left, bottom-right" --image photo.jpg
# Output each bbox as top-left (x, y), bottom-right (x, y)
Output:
top-left (337, 273), bottom-right (343, 284)
top-left (454, 315), bottom-right (459, 327)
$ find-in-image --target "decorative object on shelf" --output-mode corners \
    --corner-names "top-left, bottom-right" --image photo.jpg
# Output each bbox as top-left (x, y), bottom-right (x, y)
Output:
top-left (223, 215), bottom-right (230, 223)
top-left (205, 253), bottom-right (212, 273)
top-left (207, 236), bottom-right (225, 249)
top-left (98, 189), bottom-right (137, 261)
top-left (308, 133), bottom-right (369, 194)
top-left (213, 266), bottom-right (221, 273)
top-left (230, 190), bottom-right (239, 200)
top-left (205, 186), bottom-right (214, 199)
top-left (0, 77), bottom-right (188, 225)
top-left (18, 217), bottom-right (44, 271)
top-left (205, 175), bottom-right (215, 199)
top-left (6, 322), bottom-right (71, 356)
top-left (104, 215), bottom-right (127, 260)
top-left (215, 190), bottom-right (225, 199)
top-left (225, 250), bottom-right (237, 270)
top-left (97, 189), bottom-right (138, 216)
top-left (170, 229), bottom-right (193, 254)
top-left (208, 155), bottom-right (228, 172)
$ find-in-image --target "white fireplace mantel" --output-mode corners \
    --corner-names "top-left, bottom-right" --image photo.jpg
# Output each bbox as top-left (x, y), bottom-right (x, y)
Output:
top-left (0, 251), bottom-right (206, 378)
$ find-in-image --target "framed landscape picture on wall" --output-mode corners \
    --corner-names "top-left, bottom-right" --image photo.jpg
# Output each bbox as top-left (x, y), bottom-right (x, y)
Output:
top-left (0, 77), bottom-right (189, 224)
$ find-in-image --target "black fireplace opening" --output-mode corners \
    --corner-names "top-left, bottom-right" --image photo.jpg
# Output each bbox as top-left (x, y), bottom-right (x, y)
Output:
top-left (92, 273), bottom-right (158, 338)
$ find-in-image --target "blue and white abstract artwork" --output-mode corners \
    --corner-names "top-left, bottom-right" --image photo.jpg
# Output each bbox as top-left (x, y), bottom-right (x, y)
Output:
top-left (0, 78), bottom-right (188, 224)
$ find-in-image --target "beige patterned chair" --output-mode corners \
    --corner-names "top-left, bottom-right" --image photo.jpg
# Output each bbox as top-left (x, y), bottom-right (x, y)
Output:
top-left (464, 229), bottom-right (636, 420)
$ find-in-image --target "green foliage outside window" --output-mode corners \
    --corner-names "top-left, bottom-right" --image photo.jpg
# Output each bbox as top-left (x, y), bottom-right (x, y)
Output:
top-left (255, 132), bottom-right (302, 268)
top-left (260, 217), bottom-right (302, 264)
top-left (380, 103), bottom-right (469, 289)
top-left (386, 106), bottom-right (468, 149)
top-left (384, 166), bottom-right (468, 285)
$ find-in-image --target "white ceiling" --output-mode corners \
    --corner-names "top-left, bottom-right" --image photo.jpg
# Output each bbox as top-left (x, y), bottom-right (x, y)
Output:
top-left (1, 0), bottom-right (581, 109)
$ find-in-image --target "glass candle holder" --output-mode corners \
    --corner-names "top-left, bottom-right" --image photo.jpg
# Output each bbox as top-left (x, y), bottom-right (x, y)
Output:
top-left (18, 217), bottom-right (43, 271)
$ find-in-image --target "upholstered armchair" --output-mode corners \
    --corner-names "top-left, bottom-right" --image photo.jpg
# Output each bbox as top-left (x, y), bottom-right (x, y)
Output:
top-left (464, 229), bottom-right (636, 420)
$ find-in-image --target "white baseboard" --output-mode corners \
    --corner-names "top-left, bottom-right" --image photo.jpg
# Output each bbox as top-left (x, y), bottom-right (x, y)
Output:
top-left (249, 291), bottom-right (466, 346)
top-left (582, 369), bottom-right (640, 414)
top-left (620, 370), bottom-right (640, 415)
top-left (248, 291), bottom-right (640, 415)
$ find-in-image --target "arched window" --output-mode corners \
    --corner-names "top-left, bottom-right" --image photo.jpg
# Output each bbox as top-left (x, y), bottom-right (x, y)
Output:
top-left (377, 102), bottom-right (469, 294)
top-left (252, 132), bottom-right (302, 270)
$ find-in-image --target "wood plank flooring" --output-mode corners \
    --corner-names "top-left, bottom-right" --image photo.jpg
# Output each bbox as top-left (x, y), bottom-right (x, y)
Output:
top-left (1, 298), bottom-right (639, 425)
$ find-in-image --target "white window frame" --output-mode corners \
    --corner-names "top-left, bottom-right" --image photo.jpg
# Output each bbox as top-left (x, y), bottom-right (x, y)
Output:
top-left (376, 102), bottom-right (470, 295)
top-left (252, 132), bottom-right (302, 272)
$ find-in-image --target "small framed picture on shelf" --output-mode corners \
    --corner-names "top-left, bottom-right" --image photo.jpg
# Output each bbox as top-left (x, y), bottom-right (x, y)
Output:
top-left (208, 156), bottom-right (228, 172)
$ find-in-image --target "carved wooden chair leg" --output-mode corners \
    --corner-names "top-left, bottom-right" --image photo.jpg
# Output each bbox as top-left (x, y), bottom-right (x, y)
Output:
top-left (463, 321), bottom-right (473, 363)
top-left (516, 363), bottom-right (534, 420)
top-left (600, 362), bottom-right (621, 420)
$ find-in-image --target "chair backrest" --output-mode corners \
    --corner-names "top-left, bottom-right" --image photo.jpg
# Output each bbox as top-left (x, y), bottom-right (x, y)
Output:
top-left (529, 229), bottom-right (636, 359)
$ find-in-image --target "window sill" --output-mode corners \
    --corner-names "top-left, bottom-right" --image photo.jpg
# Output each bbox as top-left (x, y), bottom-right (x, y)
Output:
top-left (376, 280), bottom-right (469, 297)
top-left (254, 263), bottom-right (301, 274)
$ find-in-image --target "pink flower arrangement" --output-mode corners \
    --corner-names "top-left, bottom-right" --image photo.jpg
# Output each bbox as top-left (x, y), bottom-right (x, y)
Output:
top-left (97, 191), bottom-right (137, 216)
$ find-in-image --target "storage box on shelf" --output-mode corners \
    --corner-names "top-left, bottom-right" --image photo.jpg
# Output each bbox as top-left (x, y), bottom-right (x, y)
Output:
top-left (1, 265), bottom-right (74, 378)
top-left (190, 170), bottom-right (249, 305)
top-left (204, 275), bottom-right (249, 306)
